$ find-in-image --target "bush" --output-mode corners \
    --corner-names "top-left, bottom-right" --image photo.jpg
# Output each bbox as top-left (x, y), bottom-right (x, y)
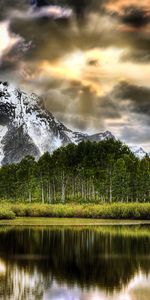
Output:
top-left (0, 208), bottom-right (15, 220)
top-left (0, 202), bottom-right (150, 220)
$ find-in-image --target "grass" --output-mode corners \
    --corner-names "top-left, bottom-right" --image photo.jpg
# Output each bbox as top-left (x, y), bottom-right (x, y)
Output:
top-left (0, 202), bottom-right (150, 220)
top-left (0, 217), bottom-right (149, 226)
top-left (0, 219), bottom-right (150, 239)
top-left (0, 208), bottom-right (15, 220)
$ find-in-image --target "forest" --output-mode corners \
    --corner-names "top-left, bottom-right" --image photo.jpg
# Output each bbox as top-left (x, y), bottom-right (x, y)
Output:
top-left (0, 139), bottom-right (150, 203)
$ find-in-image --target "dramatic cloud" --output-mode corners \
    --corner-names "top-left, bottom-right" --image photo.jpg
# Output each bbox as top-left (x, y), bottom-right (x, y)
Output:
top-left (106, 0), bottom-right (150, 12)
top-left (114, 82), bottom-right (150, 116)
top-left (121, 124), bottom-right (150, 144)
top-left (33, 0), bottom-right (105, 16)
top-left (0, 0), bottom-right (150, 148)
top-left (0, 21), bottom-right (21, 59)
top-left (120, 6), bottom-right (150, 28)
top-left (0, 0), bottom-right (27, 21)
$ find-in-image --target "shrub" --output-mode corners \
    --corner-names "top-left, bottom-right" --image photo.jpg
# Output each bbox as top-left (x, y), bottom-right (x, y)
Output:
top-left (0, 208), bottom-right (15, 220)
top-left (0, 202), bottom-right (150, 220)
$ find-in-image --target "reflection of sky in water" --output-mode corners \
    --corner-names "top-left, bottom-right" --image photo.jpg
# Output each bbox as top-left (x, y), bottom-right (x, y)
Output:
top-left (0, 258), bottom-right (150, 299)
top-left (44, 284), bottom-right (81, 300)
top-left (43, 272), bottom-right (150, 300)
top-left (0, 227), bottom-right (150, 300)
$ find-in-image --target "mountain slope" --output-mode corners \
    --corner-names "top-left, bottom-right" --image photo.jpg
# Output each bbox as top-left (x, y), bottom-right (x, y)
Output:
top-left (0, 81), bottom-right (115, 165)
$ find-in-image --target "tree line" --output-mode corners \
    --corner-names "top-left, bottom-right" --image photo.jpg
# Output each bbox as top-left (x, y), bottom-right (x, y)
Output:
top-left (0, 139), bottom-right (150, 203)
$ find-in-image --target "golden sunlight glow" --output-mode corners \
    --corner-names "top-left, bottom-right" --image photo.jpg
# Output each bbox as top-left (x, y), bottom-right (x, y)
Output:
top-left (42, 50), bottom-right (86, 82)
top-left (63, 51), bottom-right (86, 77)
top-left (0, 21), bottom-right (20, 59)
top-left (106, 0), bottom-right (150, 12)
top-left (40, 48), bottom-right (124, 95)
top-left (26, 47), bottom-right (150, 97)
top-left (86, 48), bottom-right (123, 66)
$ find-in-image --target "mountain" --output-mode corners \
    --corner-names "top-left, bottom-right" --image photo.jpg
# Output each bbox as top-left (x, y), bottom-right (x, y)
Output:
top-left (129, 146), bottom-right (148, 160)
top-left (0, 81), bottom-right (115, 165)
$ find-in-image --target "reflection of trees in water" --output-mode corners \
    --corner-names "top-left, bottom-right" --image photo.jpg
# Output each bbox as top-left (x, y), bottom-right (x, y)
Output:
top-left (0, 263), bottom-right (51, 300)
top-left (0, 227), bottom-right (149, 298)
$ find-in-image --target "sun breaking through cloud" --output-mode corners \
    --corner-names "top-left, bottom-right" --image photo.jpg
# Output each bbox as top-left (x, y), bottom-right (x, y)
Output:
top-left (0, 0), bottom-right (150, 149)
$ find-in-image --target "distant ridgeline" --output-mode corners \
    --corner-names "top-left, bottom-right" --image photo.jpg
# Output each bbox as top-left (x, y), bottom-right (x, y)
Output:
top-left (0, 139), bottom-right (149, 203)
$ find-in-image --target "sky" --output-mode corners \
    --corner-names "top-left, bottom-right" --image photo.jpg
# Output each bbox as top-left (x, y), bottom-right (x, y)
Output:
top-left (0, 0), bottom-right (150, 149)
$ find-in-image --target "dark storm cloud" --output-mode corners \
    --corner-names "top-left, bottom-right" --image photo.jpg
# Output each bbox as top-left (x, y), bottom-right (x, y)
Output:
top-left (0, 55), bottom-right (18, 73)
top-left (0, 0), bottom-right (28, 20)
top-left (8, 14), bottom-right (149, 72)
top-left (103, 5), bottom-right (150, 63)
top-left (0, 0), bottom-right (104, 21)
top-left (120, 6), bottom-right (150, 28)
top-left (42, 80), bottom-right (122, 131)
top-left (33, 0), bottom-right (106, 16)
top-left (112, 82), bottom-right (150, 145)
top-left (114, 82), bottom-right (150, 116)
top-left (120, 30), bottom-right (150, 63)
top-left (0, 0), bottom-right (150, 145)
top-left (8, 8), bottom-right (150, 65)
top-left (98, 96), bottom-right (121, 119)
top-left (0, 39), bottom-right (32, 71)
top-left (122, 49), bottom-right (150, 63)
top-left (25, 76), bottom-right (121, 131)
top-left (10, 18), bottom-right (76, 62)
top-left (105, 5), bottom-right (150, 63)
top-left (1, 0), bottom-right (149, 69)
top-left (121, 125), bottom-right (150, 144)
top-left (37, 80), bottom-right (150, 143)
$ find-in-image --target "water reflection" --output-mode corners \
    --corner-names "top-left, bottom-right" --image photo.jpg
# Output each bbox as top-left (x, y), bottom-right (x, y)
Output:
top-left (0, 226), bottom-right (149, 300)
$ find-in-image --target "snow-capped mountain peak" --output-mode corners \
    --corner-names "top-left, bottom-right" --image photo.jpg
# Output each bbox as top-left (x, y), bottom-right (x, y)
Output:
top-left (0, 81), bottom-right (115, 165)
top-left (0, 81), bottom-right (149, 165)
top-left (129, 146), bottom-right (148, 159)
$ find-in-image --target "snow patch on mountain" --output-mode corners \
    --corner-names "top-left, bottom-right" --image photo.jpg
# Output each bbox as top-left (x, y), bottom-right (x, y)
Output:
top-left (129, 146), bottom-right (147, 159)
top-left (0, 81), bottom-right (149, 164)
top-left (0, 125), bottom-right (8, 162)
top-left (1, 81), bottom-right (112, 164)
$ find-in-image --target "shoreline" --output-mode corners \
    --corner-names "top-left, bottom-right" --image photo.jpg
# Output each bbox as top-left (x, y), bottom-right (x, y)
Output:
top-left (0, 217), bottom-right (150, 227)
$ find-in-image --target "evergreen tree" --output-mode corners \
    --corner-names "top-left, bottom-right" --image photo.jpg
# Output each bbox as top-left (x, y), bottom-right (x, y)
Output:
top-left (0, 139), bottom-right (149, 203)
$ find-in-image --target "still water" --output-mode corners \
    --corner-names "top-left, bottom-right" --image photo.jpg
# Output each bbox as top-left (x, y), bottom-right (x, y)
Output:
top-left (0, 225), bottom-right (150, 300)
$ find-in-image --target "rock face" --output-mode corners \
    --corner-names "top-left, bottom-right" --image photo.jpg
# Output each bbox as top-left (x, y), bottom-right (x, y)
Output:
top-left (0, 81), bottom-right (115, 165)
